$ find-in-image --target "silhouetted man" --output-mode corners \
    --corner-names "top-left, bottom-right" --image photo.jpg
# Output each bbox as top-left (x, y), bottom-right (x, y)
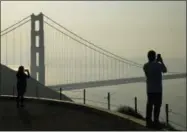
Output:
top-left (143, 50), bottom-right (167, 129)
top-left (16, 66), bottom-right (30, 107)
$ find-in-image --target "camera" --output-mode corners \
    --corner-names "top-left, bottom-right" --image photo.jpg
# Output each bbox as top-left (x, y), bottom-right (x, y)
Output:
top-left (156, 54), bottom-right (161, 62)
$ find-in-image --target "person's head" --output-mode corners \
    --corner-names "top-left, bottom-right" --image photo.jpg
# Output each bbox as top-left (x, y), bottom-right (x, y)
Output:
top-left (18, 66), bottom-right (24, 73)
top-left (147, 50), bottom-right (156, 62)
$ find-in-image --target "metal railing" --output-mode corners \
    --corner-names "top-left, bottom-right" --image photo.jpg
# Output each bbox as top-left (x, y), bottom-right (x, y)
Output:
top-left (2, 85), bottom-right (187, 130)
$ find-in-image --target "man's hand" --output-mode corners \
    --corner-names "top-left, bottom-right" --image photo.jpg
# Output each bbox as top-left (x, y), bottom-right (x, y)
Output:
top-left (159, 57), bottom-right (163, 63)
top-left (157, 54), bottom-right (163, 63)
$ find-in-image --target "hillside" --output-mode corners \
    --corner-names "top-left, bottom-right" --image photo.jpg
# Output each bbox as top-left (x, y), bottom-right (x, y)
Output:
top-left (0, 64), bottom-right (72, 101)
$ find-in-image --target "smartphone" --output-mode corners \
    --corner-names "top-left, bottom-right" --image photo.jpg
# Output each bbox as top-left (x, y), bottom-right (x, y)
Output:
top-left (157, 54), bottom-right (161, 61)
top-left (157, 54), bottom-right (161, 58)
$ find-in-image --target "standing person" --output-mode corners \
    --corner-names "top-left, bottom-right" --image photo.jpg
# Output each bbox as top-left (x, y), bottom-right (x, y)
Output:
top-left (143, 50), bottom-right (167, 129)
top-left (16, 66), bottom-right (30, 107)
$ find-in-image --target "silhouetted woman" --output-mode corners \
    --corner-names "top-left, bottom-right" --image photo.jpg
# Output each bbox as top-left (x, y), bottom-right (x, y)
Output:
top-left (16, 66), bottom-right (30, 107)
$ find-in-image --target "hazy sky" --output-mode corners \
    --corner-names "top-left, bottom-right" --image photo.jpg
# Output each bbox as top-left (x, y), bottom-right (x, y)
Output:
top-left (1, 1), bottom-right (186, 59)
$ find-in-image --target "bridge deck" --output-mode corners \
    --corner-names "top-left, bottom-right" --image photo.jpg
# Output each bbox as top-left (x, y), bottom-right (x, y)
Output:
top-left (49, 73), bottom-right (186, 91)
top-left (0, 96), bottom-right (152, 131)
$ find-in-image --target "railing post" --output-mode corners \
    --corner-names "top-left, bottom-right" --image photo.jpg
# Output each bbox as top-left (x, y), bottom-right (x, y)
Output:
top-left (134, 96), bottom-right (137, 113)
top-left (108, 92), bottom-right (110, 110)
top-left (13, 85), bottom-right (15, 96)
top-left (165, 104), bottom-right (169, 126)
top-left (60, 88), bottom-right (62, 100)
top-left (36, 86), bottom-right (38, 98)
top-left (83, 89), bottom-right (86, 104)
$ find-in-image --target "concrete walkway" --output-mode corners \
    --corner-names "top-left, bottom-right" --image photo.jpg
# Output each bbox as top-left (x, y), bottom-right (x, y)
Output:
top-left (0, 96), bottom-right (151, 131)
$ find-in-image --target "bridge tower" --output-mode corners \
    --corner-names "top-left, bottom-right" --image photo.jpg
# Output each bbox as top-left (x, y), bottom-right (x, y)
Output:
top-left (30, 13), bottom-right (45, 85)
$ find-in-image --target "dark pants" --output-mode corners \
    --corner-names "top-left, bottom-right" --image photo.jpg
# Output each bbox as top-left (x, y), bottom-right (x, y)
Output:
top-left (17, 86), bottom-right (26, 105)
top-left (146, 93), bottom-right (162, 124)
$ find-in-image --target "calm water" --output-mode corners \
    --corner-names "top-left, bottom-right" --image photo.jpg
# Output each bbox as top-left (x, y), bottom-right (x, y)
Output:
top-left (63, 78), bottom-right (186, 130)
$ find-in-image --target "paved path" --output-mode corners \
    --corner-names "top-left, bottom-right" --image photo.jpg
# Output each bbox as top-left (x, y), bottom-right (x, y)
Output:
top-left (0, 97), bottom-right (151, 131)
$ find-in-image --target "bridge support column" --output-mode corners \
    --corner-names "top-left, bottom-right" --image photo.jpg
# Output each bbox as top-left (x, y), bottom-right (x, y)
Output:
top-left (30, 13), bottom-right (45, 85)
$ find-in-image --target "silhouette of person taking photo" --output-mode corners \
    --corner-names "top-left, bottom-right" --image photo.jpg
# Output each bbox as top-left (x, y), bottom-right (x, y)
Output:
top-left (16, 66), bottom-right (30, 108)
top-left (143, 50), bottom-right (167, 129)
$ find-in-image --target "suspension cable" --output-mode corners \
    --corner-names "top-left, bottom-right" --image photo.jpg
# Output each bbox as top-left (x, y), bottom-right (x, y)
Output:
top-left (20, 31), bottom-right (22, 65)
top-left (1, 15), bottom-right (30, 33)
top-left (5, 34), bottom-right (8, 65)
top-left (43, 15), bottom-right (143, 67)
top-left (44, 15), bottom-right (187, 76)
top-left (44, 21), bottom-right (142, 68)
top-left (1, 19), bottom-right (31, 37)
top-left (13, 31), bottom-right (15, 68)
top-left (98, 52), bottom-right (101, 80)
top-left (43, 20), bottom-right (186, 76)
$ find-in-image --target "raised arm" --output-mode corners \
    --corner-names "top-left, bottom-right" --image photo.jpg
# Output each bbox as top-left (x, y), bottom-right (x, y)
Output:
top-left (25, 70), bottom-right (30, 78)
top-left (160, 59), bottom-right (167, 73)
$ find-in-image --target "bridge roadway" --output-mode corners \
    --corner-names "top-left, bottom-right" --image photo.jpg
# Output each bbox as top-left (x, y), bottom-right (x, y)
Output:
top-left (49, 73), bottom-right (186, 91)
top-left (0, 95), bottom-right (153, 131)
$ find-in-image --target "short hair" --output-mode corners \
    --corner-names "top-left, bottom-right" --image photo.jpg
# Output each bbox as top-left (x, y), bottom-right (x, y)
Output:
top-left (147, 50), bottom-right (156, 62)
